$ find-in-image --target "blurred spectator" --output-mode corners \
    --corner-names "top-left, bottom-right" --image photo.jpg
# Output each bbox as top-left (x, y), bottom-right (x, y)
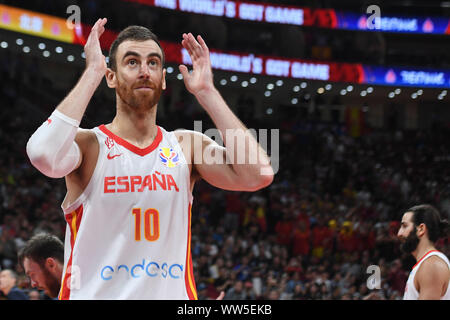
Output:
top-left (292, 220), bottom-right (310, 256)
top-left (0, 229), bottom-right (18, 269)
top-left (224, 280), bottom-right (247, 300)
top-left (196, 283), bottom-right (208, 300)
top-left (243, 281), bottom-right (256, 300)
top-left (28, 289), bottom-right (41, 300)
top-left (337, 221), bottom-right (357, 253)
top-left (267, 288), bottom-right (281, 300)
top-left (275, 212), bottom-right (294, 247)
top-left (311, 217), bottom-right (332, 258)
top-left (387, 259), bottom-right (408, 296)
top-left (0, 269), bottom-right (29, 300)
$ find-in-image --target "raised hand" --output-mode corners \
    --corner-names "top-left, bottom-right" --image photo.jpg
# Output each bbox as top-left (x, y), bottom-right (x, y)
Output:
top-left (179, 33), bottom-right (215, 96)
top-left (84, 18), bottom-right (108, 74)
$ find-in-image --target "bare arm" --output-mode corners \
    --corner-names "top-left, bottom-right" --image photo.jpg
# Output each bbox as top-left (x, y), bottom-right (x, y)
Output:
top-left (179, 33), bottom-right (274, 191)
top-left (417, 256), bottom-right (449, 300)
top-left (57, 18), bottom-right (107, 121)
top-left (26, 18), bottom-right (107, 177)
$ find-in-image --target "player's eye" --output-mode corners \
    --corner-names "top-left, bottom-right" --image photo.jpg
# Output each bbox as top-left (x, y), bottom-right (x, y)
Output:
top-left (128, 59), bottom-right (137, 66)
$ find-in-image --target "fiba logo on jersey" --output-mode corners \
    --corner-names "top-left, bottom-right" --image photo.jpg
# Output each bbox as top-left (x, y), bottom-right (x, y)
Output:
top-left (159, 147), bottom-right (180, 168)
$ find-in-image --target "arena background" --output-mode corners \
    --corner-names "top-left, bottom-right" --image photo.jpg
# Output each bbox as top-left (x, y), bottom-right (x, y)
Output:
top-left (0, 0), bottom-right (449, 301)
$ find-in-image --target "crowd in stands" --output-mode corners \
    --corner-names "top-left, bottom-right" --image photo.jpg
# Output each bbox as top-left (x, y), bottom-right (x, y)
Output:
top-left (189, 108), bottom-right (450, 300)
top-left (0, 47), bottom-right (449, 300)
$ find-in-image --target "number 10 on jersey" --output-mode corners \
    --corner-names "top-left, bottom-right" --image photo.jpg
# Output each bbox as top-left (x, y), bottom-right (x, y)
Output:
top-left (132, 208), bottom-right (160, 241)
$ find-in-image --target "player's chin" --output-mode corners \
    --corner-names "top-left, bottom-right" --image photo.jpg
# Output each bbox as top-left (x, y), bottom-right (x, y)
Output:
top-left (134, 89), bottom-right (157, 101)
top-left (132, 89), bottom-right (151, 98)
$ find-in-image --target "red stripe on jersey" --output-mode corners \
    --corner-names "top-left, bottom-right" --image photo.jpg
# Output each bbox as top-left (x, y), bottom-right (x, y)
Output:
top-left (59, 205), bottom-right (84, 300)
top-left (99, 125), bottom-right (162, 157)
top-left (184, 203), bottom-right (198, 300)
top-left (412, 250), bottom-right (440, 270)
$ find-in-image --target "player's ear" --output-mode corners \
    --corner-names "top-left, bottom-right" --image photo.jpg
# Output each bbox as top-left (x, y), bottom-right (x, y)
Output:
top-left (417, 223), bottom-right (426, 237)
top-left (105, 68), bottom-right (116, 88)
top-left (45, 257), bottom-right (56, 269)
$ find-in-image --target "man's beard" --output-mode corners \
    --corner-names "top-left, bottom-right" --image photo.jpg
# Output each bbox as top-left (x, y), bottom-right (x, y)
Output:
top-left (42, 267), bottom-right (61, 298)
top-left (400, 231), bottom-right (420, 254)
top-left (116, 79), bottom-right (163, 111)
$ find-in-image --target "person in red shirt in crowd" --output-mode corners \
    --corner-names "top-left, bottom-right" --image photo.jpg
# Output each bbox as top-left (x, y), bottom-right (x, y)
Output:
top-left (311, 217), bottom-right (333, 258)
top-left (224, 192), bottom-right (244, 231)
top-left (242, 201), bottom-right (256, 228)
top-left (255, 202), bottom-right (267, 233)
top-left (358, 221), bottom-right (376, 251)
top-left (242, 199), bottom-right (267, 233)
top-left (387, 258), bottom-right (408, 295)
top-left (338, 221), bottom-right (358, 252)
top-left (365, 224), bottom-right (377, 250)
top-left (275, 212), bottom-right (294, 247)
top-left (389, 221), bottom-right (400, 238)
top-left (295, 207), bottom-right (310, 228)
top-left (292, 220), bottom-right (311, 256)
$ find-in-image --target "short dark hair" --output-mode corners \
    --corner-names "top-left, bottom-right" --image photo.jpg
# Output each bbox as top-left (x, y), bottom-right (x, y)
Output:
top-left (108, 25), bottom-right (165, 71)
top-left (407, 204), bottom-right (450, 243)
top-left (18, 233), bottom-right (64, 269)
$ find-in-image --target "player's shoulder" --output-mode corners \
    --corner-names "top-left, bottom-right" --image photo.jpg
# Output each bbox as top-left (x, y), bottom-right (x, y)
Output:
top-left (419, 255), bottom-right (450, 276)
top-left (172, 128), bottom-right (208, 144)
top-left (173, 128), bottom-right (196, 136)
top-left (425, 254), bottom-right (450, 267)
top-left (171, 129), bottom-right (195, 156)
top-left (173, 128), bottom-right (217, 143)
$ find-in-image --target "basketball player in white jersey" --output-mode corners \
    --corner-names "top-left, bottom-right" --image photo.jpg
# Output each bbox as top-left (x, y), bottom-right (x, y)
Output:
top-left (397, 204), bottom-right (450, 300)
top-left (26, 18), bottom-right (274, 299)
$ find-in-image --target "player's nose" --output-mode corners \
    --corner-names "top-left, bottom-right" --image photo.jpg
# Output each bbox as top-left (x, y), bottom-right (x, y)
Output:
top-left (139, 63), bottom-right (151, 79)
top-left (30, 279), bottom-right (39, 288)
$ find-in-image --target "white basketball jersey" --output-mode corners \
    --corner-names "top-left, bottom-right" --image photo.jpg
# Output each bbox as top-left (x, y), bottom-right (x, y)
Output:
top-left (58, 125), bottom-right (197, 300)
top-left (403, 250), bottom-right (450, 300)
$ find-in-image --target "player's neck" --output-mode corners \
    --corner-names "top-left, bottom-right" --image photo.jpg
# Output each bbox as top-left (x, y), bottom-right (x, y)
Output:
top-left (412, 240), bottom-right (436, 262)
top-left (109, 102), bottom-right (158, 148)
